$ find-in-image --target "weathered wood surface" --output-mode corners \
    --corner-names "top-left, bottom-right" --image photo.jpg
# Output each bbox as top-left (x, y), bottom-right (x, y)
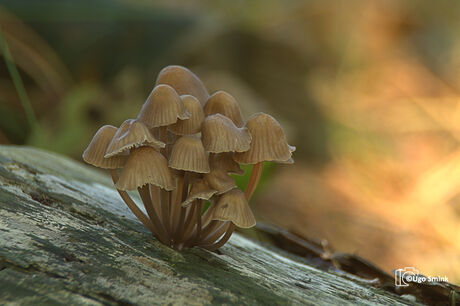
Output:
top-left (0, 145), bottom-right (418, 305)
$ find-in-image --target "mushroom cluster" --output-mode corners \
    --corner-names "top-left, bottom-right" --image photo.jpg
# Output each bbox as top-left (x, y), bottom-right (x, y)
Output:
top-left (82, 66), bottom-right (294, 251)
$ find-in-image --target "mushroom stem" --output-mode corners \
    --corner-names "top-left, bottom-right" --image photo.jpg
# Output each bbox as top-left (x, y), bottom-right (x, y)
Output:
top-left (157, 126), bottom-right (172, 243)
top-left (194, 200), bottom-right (203, 243)
top-left (149, 185), bottom-right (161, 217)
top-left (169, 189), bottom-right (175, 230)
top-left (200, 203), bottom-right (214, 228)
top-left (244, 162), bottom-right (263, 200)
top-left (200, 221), bottom-right (229, 245)
top-left (138, 185), bottom-right (168, 244)
top-left (110, 169), bottom-right (154, 232)
top-left (173, 173), bottom-right (189, 244)
top-left (199, 220), bottom-right (222, 241)
top-left (182, 225), bottom-right (197, 248)
top-left (182, 201), bottom-right (198, 236)
top-left (201, 223), bottom-right (235, 252)
top-left (182, 173), bottom-right (190, 201)
top-left (175, 201), bottom-right (196, 246)
top-left (160, 190), bottom-right (171, 240)
top-left (171, 174), bottom-right (184, 241)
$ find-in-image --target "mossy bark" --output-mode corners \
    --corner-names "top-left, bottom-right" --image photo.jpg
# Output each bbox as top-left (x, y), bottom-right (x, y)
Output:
top-left (0, 145), bottom-right (418, 305)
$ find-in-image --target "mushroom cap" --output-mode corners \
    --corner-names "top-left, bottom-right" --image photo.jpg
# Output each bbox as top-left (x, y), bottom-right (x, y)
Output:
top-left (233, 113), bottom-right (295, 164)
top-left (204, 168), bottom-right (237, 194)
top-left (82, 125), bottom-right (127, 169)
top-left (155, 65), bottom-right (209, 105)
top-left (105, 119), bottom-right (165, 158)
top-left (168, 95), bottom-right (204, 135)
top-left (201, 114), bottom-right (251, 153)
top-left (210, 152), bottom-right (244, 175)
top-left (168, 135), bottom-right (210, 173)
top-left (204, 91), bottom-right (244, 127)
top-left (212, 189), bottom-right (256, 228)
top-left (181, 179), bottom-right (217, 207)
top-left (137, 84), bottom-right (190, 128)
top-left (115, 146), bottom-right (175, 191)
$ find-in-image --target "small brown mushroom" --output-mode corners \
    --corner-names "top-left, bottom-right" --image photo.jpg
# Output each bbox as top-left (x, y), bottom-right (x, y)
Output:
top-left (167, 135), bottom-right (209, 244)
top-left (82, 125), bottom-right (127, 169)
top-left (116, 146), bottom-right (175, 191)
top-left (168, 136), bottom-right (208, 236)
top-left (205, 167), bottom-right (237, 194)
top-left (204, 91), bottom-right (244, 127)
top-left (168, 95), bottom-right (204, 135)
top-left (198, 189), bottom-right (255, 251)
top-left (84, 127), bottom-right (158, 236)
top-left (201, 114), bottom-right (251, 153)
top-left (137, 84), bottom-right (190, 129)
top-left (212, 188), bottom-right (256, 228)
top-left (182, 179), bottom-right (217, 207)
top-left (82, 65), bottom-right (293, 252)
top-left (210, 152), bottom-right (244, 175)
top-left (105, 119), bottom-right (165, 158)
top-left (234, 113), bottom-right (295, 200)
top-left (168, 135), bottom-right (210, 173)
top-left (156, 65), bottom-right (209, 105)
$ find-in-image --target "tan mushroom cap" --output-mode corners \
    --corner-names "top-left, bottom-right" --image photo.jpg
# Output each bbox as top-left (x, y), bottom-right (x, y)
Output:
top-left (115, 146), bottom-right (175, 191)
top-left (233, 113), bottom-right (295, 164)
top-left (83, 125), bottom-right (127, 169)
top-left (104, 119), bottom-right (165, 158)
top-left (137, 84), bottom-right (190, 128)
top-left (168, 95), bottom-right (204, 135)
top-left (202, 114), bottom-right (251, 153)
top-left (210, 153), bottom-right (244, 175)
top-left (181, 179), bottom-right (217, 207)
top-left (212, 189), bottom-right (256, 228)
top-left (205, 168), bottom-right (237, 194)
top-left (204, 91), bottom-right (244, 127)
top-left (155, 65), bottom-right (209, 105)
top-left (169, 135), bottom-right (210, 173)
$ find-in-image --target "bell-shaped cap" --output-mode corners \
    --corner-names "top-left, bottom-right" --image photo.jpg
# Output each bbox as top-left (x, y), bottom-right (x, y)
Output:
top-left (115, 147), bottom-right (175, 191)
top-left (169, 136), bottom-right (210, 173)
top-left (105, 119), bottom-right (165, 158)
top-left (210, 153), bottom-right (244, 175)
top-left (204, 168), bottom-right (236, 194)
top-left (83, 125), bottom-right (127, 169)
top-left (182, 179), bottom-right (217, 207)
top-left (234, 113), bottom-right (295, 164)
top-left (202, 114), bottom-right (251, 153)
top-left (155, 65), bottom-right (209, 105)
top-left (168, 95), bottom-right (204, 135)
top-left (137, 84), bottom-right (190, 128)
top-left (212, 189), bottom-right (256, 228)
top-left (204, 91), bottom-right (244, 127)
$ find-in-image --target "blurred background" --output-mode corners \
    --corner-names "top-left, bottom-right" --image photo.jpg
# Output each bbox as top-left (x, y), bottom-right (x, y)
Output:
top-left (0, 0), bottom-right (459, 282)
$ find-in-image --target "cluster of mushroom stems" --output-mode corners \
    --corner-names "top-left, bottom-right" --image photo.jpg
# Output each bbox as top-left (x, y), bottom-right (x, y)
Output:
top-left (83, 66), bottom-right (294, 251)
